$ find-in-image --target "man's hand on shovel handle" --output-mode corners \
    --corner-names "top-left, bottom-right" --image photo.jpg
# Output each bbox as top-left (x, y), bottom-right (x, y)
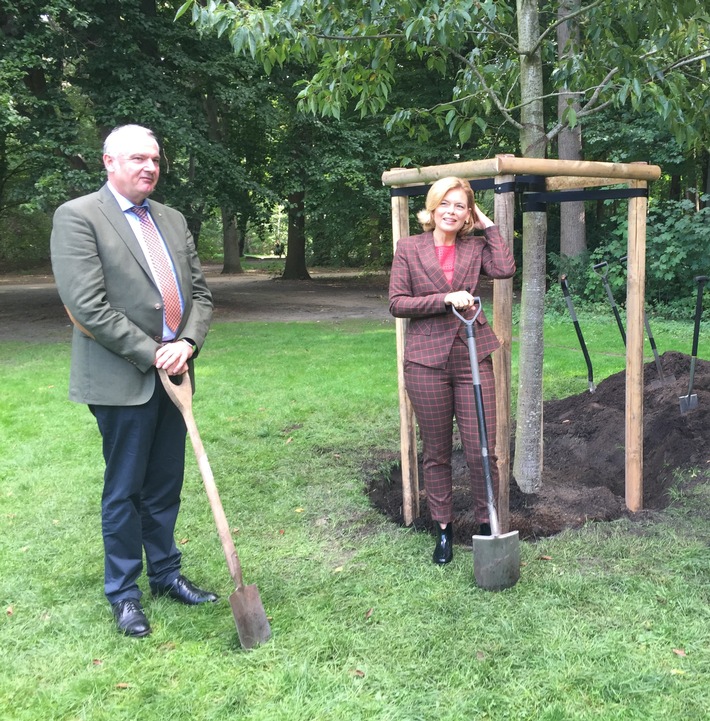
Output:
top-left (155, 340), bottom-right (193, 376)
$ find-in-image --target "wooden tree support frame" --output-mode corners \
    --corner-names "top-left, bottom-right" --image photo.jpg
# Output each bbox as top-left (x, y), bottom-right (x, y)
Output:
top-left (382, 155), bottom-right (661, 527)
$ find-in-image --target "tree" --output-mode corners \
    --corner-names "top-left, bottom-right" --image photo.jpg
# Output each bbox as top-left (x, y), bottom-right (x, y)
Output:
top-left (0, 1), bottom-right (98, 216)
top-left (512, 0), bottom-right (547, 492)
top-left (180, 0), bottom-right (710, 493)
top-left (0, 0), bottom-right (285, 274)
top-left (73, 1), bottom-right (275, 268)
top-left (556, 0), bottom-right (586, 261)
top-left (3, 0), bottom-right (425, 276)
top-left (251, 56), bottom-right (458, 279)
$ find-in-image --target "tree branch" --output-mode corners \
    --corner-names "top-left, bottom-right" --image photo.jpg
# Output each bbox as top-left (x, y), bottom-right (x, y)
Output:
top-left (664, 47), bottom-right (710, 73)
top-left (448, 48), bottom-right (523, 130)
top-left (313, 32), bottom-right (404, 41)
top-left (579, 67), bottom-right (619, 113)
top-left (546, 98), bottom-right (614, 143)
top-left (475, 18), bottom-right (518, 54)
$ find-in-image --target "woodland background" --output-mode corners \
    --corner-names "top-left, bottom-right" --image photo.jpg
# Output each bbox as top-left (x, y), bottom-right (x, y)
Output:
top-left (1, 0), bottom-right (708, 307)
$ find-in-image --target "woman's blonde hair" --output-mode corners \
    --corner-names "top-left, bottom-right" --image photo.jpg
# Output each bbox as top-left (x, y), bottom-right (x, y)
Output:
top-left (417, 176), bottom-right (475, 233)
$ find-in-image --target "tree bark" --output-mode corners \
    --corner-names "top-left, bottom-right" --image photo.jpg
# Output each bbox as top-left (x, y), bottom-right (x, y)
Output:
top-left (238, 213), bottom-right (248, 256)
top-left (282, 190), bottom-right (311, 280)
top-left (221, 206), bottom-right (243, 274)
top-left (513, 0), bottom-right (546, 493)
top-left (669, 174), bottom-right (681, 201)
top-left (189, 216), bottom-right (203, 251)
top-left (557, 0), bottom-right (586, 260)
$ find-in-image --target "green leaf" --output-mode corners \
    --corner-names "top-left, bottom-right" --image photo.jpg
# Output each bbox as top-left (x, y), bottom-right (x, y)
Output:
top-left (174, 0), bottom-right (195, 21)
top-left (458, 120), bottom-right (473, 145)
top-left (567, 106), bottom-right (577, 128)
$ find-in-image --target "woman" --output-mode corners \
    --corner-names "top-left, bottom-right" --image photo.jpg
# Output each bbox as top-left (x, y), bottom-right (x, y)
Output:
top-left (389, 176), bottom-right (515, 564)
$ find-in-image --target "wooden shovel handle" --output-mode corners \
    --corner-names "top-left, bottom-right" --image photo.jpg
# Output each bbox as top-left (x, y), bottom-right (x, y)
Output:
top-left (158, 369), bottom-right (245, 589)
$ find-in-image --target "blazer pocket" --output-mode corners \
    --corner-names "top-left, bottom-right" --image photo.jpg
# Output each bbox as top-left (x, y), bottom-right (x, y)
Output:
top-left (408, 319), bottom-right (432, 336)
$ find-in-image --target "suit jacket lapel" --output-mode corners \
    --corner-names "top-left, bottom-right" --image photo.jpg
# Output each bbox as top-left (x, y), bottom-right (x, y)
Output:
top-left (97, 184), bottom-right (152, 279)
top-left (451, 236), bottom-right (476, 291)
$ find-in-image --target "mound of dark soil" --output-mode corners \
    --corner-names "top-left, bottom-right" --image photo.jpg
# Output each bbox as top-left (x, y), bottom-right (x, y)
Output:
top-left (367, 351), bottom-right (710, 541)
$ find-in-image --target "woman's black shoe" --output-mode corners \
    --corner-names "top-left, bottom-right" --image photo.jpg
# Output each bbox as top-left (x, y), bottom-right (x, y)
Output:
top-left (432, 523), bottom-right (453, 564)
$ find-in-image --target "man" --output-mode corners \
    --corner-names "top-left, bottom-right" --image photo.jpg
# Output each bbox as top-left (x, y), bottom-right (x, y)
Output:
top-left (51, 124), bottom-right (217, 638)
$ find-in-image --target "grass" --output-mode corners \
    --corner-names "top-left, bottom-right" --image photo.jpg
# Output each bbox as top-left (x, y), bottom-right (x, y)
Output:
top-left (1, 315), bottom-right (709, 721)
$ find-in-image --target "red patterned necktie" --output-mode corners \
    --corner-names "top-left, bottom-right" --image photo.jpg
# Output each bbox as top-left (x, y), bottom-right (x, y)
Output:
top-left (130, 205), bottom-right (182, 332)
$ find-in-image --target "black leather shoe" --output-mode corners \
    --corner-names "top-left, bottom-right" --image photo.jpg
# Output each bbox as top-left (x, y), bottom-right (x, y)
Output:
top-left (432, 523), bottom-right (453, 565)
top-left (150, 575), bottom-right (218, 605)
top-left (112, 599), bottom-right (151, 638)
top-left (478, 522), bottom-right (492, 536)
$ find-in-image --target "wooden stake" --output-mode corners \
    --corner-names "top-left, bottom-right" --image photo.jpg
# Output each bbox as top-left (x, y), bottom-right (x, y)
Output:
top-left (492, 166), bottom-right (516, 532)
top-left (382, 157), bottom-right (661, 187)
top-left (498, 157), bottom-right (661, 182)
top-left (546, 176), bottom-right (622, 191)
top-left (625, 177), bottom-right (647, 512)
top-left (391, 191), bottom-right (420, 526)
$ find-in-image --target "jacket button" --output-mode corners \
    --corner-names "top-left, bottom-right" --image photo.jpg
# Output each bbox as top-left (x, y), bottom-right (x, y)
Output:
top-left (154, 303), bottom-right (162, 310)
top-left (154, 335), bottom-right (161, 341)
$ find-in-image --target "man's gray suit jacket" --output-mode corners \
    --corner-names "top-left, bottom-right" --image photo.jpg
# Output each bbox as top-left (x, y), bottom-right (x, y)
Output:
top-left (50, 183), bottom-right (213, 406)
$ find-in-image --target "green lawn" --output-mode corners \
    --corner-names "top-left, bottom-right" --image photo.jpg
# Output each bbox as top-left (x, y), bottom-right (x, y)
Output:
top-left (1, 316), bottom-right (708, 721)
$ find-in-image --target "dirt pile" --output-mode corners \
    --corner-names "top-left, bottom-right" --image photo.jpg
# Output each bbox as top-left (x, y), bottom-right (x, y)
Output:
top-left (368, 351), bottom-right (710, 540)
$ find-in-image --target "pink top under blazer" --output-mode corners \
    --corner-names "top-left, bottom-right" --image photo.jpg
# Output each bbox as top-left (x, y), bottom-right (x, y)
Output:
top-left (389, 226), bottom-right (515, 369)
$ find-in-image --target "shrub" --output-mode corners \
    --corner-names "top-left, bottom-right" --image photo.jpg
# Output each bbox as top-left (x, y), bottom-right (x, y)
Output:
top-left (0, 210), bottom-right (52, 270)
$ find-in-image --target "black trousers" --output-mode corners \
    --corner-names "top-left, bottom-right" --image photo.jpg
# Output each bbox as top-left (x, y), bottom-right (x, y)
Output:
top-left (90, 376), bottom-right (186, 604)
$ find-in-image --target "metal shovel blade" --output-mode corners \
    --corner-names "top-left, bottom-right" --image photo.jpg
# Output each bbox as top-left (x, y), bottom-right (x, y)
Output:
top-left (229, 584), bottom-right (272, 650)
top-left (472, 531), bottom-right (521, 591)
top-left (680, 357), bottom-right (700, 415)
top-left (648, 373), bottom-right (676, 391)
top-left (679, 277), bottom-right (707, 414)
top-left (679, 393), bottom-right (698, 415)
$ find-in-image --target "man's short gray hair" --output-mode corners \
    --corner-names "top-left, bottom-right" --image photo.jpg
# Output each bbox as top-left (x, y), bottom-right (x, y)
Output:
top-left (103, 125), bottom-right (159, 157)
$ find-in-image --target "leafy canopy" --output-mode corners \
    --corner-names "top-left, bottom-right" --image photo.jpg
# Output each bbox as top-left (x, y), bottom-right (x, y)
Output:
top-left (178, 0), bottom-right (710, 151)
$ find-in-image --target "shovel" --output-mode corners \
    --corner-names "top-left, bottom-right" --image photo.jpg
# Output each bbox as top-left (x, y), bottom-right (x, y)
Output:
top-left (450, 300), bottom-right (520, 591)
top-left (593, 260), bottom-right (627, 346)
top-left (158, 369), bottom-right (272, 649)
top-left (619, 256), bottom-right (675, 389)
top-left (560, 274), bottom-right (595, 392)
top-left (642, 310), bottom-right (675, 390)
top-left (679, 276), bottom-right (708, 414)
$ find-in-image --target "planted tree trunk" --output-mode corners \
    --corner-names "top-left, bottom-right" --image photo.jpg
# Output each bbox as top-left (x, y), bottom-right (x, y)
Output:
top-left (513, 0), bottom-right (546, 493)
top-left (282, 190), bottom-right (311, 280)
